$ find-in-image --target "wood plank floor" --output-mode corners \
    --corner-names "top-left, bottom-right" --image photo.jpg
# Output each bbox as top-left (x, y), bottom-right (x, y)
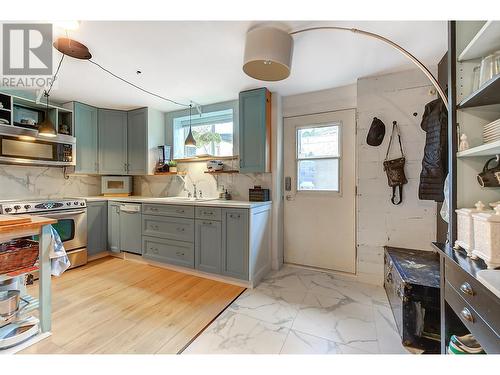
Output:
top-left (20, 257), bottom-right (245, 354)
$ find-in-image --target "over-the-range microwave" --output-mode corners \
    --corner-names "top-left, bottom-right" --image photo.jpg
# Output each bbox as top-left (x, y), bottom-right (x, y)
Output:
top-left (0, 132), bottom-right (75, 167)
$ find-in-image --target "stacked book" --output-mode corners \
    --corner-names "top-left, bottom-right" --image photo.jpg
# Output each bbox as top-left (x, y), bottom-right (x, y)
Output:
top-left (483, 118), bottom-right (500, 144)
top-left (447, 334), bottom-right (485, 354)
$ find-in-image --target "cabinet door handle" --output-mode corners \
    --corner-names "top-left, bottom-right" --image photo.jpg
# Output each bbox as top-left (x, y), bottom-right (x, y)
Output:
top-left (203, 211), bottom-right (213, 215)
top-left (203, 221), bottom-right (212, 225)
top-left (460, 307), bottom-right (474, 323)
top-left (176, 209), bottom-right (185, 214)
top-left (150, 207), bottom-right (158, 212)
top-left (151, 224), bottom-right (159, 230)
top-left (176, 227), bottom-right (185, 232)
top-left (460, 282), bottom-right (474, 296)
top-left (176, 251), bottom-right (185, 257)
top-left (151, 247), bottom-right (159, 254)
top-left (124, 163), bottom-right (128, 172)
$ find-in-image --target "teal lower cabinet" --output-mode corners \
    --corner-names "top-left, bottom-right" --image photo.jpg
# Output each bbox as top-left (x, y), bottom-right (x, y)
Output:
top-left (221, 208), bottom-right (249, 280)
top-left (87, 201), bottom-right (108, 256)
top-left (107, 202), bottom-right (121, 253)
top-left (138, 202), bottom-right (272, 286)
top-left (143, 236), bottom-right (194, 268)
top-left (195, 219), bottom-right (222, 274)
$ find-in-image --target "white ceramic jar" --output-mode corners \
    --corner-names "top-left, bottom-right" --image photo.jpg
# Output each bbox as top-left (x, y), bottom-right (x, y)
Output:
top-left (472, 205), bottom-right (500, 269)
top-left (455, 201), bottom-right (489, 257)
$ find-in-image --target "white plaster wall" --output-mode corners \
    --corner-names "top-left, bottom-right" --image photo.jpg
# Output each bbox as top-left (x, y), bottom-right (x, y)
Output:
top-left (283, 84), bottom-right (357, 117)
top-left (356, 68), bottom-right (438, 285)
top-left (0, 165), bottom-right (101, 200)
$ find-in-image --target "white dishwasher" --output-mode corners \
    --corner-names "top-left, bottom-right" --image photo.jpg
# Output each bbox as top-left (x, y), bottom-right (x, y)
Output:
top-left (119, 203), bottom-right (142, 255)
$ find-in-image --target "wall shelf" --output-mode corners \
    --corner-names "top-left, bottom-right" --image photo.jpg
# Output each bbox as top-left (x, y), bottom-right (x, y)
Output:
top-left (458, 74), bottom-right (500, 108)
top-left (174, 155), bottom-right (238, 163)
top-left (204, 170), bottom-right (239, 174)
top-left (457, 140), bottom-right (500, 157)
top-left (153, 171), bottom-right (187, 176)
top-left (458, 21), bottom-right (500, 61)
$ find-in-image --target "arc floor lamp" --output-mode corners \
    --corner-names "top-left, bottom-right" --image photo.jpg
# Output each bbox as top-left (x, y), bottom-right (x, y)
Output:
top-left (242, 26), bottom-right (448, 111)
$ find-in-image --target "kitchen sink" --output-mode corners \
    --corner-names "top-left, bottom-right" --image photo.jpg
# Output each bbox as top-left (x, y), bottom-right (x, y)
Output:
top-left (159, 197), bottom-right (217, 202)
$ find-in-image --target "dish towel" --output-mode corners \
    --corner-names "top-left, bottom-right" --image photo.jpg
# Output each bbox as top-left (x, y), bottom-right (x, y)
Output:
top-left (49, 226), bottom-right (71, 276)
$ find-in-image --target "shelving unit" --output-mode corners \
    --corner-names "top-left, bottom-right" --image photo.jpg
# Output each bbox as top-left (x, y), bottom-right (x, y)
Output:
top-left (457, 140), bottom-right (500, 157)
top-left (0, 91), bottom-right (75, 139)
top-left (440, 21), bottom-right (500, 356)
top-left (0, 217), bottom-right (55, 354)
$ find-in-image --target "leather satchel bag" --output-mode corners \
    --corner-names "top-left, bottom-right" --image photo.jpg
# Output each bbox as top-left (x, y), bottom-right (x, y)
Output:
top-left (383, 121), bottom-right (408, 205)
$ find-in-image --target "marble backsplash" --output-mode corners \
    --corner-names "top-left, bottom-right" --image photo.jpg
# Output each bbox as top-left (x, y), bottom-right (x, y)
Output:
top-left (0, 165), bottom-right (101, 201)
top-left (134, 160), bottom-right (272, 201)
top-left (0, 161), bottom-right (271, 202)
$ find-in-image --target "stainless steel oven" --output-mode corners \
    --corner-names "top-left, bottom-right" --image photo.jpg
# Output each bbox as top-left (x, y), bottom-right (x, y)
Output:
top-left (0, 199), bottom-right (88, 269)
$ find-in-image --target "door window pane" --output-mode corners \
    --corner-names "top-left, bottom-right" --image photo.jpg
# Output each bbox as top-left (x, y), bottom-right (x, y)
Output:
top-left (297, 125), bottom-right (339, 158)
top-left (298, 159), bottom-right (339, 191)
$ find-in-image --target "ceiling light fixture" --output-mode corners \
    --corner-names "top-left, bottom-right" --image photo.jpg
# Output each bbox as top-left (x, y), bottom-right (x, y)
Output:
top-left (38, 91), bottom-right (57, 138)
top-left (243, 26), bottom-right (448, 111)
top-left (184, 104), bottom-right (197, 148)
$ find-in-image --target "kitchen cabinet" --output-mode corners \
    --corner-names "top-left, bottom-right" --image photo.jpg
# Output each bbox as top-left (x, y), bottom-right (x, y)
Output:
top-left (222, 208), bottom-right (249, 280)
top-left (195, 219), bottom-right (222, 274)
top-left (98, 109), bottom-right (128, 174)
top-left (108, 202), bottom-right (121, 253)
top-left (74, 102), bottom-right (98, 174)
top-left (72, 103), bottom-right (164, 175)
top-left (143, 236), bottom-right (194, 268)
top-left (87, 201), bottom-right (108, 256)
top-left (127, 108), bottom-right (148, 175)
top-left (119, 203), bottom-right (142, 255)
top-left (239, 88), bottom-right (271, 173)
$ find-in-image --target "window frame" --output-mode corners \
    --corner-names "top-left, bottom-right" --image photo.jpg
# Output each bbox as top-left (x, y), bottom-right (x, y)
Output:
top-left (166, 100), bottom-right (239, 160)
top-left (295, 122), bottom-right (343, 195)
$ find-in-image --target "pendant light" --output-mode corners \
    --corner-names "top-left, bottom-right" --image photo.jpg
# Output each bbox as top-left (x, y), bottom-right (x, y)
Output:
top-left (184, 104), bottom-right (197, 148)
top-left (38, 91), bottom-right (57, 137)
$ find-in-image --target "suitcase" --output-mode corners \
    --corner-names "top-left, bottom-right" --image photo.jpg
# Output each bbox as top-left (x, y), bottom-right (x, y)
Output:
top-left (383, 246), bottom-right (441, 353)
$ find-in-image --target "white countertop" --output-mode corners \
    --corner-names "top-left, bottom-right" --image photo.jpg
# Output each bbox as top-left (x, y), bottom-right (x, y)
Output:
top-left (76, 196), bottom-right (272, 209)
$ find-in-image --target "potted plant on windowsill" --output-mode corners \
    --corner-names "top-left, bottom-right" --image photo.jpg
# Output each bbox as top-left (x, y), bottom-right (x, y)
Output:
top-left (168, 160), bottom-right (178, 173)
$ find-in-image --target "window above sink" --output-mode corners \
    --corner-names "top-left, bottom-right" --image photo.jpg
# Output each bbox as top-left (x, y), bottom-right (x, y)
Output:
top-left (173, 108), bottom-right (234, 159)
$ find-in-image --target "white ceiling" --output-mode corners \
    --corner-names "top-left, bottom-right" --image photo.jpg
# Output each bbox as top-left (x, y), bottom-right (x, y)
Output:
top-left (47, 21), bottom-right (447, 111)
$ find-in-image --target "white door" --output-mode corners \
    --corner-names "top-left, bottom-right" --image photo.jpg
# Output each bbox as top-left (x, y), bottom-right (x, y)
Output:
top-left (283, 109), bottom-right (356, 273)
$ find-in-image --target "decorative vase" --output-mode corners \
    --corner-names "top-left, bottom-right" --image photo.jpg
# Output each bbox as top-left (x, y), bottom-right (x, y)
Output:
top-left (169, 166), bottom-right (177, 173)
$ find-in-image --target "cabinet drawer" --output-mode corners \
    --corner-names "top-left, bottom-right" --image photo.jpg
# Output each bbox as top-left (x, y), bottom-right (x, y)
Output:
top-left (142, 204), bottom-right (194, 218)
top-left (445, 259), bottom-right (500, 334)
top-left (142, 236), bottom-right (194, 268)
top-left (142, 215), bottom-right (194, 242)
top-left (195, 207), bottom-right (222, 221)
top-left (445, 282), bottom-right (500, 353)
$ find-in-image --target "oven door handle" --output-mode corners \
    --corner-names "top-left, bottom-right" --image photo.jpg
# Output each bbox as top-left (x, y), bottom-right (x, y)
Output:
top-left (33, 209), bottom-right (87, 218)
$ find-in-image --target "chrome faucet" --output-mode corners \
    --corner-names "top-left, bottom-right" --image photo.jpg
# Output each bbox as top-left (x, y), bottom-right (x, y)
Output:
top-left (193, 184), bottom-right (197, 198)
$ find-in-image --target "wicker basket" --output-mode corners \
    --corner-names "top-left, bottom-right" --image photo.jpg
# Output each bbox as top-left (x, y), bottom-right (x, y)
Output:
top-left (0, 239), bottom-right (39, 274)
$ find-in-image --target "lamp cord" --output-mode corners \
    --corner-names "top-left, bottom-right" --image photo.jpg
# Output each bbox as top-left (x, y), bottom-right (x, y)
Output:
top-left (88, 59), bottom-right (191, 108)
top-left (45, 53), bottom-right (65, 96)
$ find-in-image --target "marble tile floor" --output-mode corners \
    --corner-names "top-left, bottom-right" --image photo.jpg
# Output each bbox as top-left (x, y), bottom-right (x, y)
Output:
top-left (183, 265), bottom-right (410, 354)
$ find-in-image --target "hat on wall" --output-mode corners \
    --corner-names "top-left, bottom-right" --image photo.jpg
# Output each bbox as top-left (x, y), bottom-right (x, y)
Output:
top-left (366, 117), bottom-right (386, 146)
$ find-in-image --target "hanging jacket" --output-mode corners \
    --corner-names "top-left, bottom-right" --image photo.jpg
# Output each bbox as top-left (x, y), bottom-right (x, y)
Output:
top-left (419, 98), bottom-right (448, 202)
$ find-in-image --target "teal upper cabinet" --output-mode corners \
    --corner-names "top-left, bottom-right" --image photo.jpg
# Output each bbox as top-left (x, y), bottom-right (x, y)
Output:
top-left (127, 108), bottom-right (148, 175)
top-left (74, 102), bottom-right (98, 174)
top-left (98, 109), bottom-right (128, 174)
top-left (239, 88), bottom-right (271, 173)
